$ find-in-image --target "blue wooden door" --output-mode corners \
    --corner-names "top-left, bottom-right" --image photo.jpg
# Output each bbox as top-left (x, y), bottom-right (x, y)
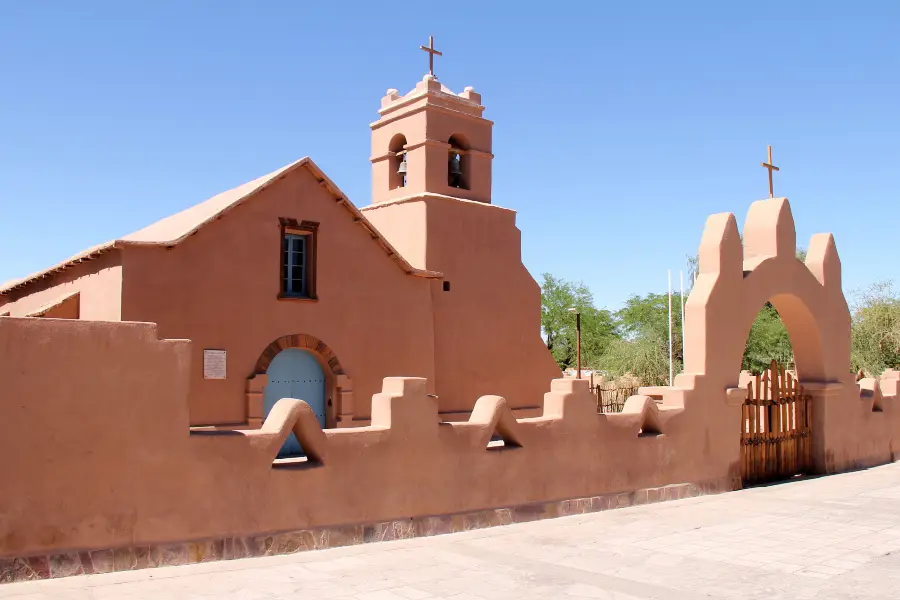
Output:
top-left (263, 349), bottom-right (326, 457)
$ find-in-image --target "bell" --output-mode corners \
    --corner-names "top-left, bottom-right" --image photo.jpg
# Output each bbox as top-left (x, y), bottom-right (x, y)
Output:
top-left (397, 153), bottom-right (407, 175)
top-left (448, 154), bottom-right (462, 176)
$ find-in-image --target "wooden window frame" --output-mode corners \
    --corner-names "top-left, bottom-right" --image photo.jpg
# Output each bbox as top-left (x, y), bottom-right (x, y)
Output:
top-left (278, 218), bottom-right (319, 301)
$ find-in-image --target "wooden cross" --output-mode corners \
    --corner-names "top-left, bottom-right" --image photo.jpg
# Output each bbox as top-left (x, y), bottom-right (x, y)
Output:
top-left (419, 36), bottom-right (442, 77)
top-left (761, 145), bottom-right (780, 198)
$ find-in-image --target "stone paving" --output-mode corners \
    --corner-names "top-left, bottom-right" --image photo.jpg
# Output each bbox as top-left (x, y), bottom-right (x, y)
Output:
top-left (4, 462), bottom-right (900, 599)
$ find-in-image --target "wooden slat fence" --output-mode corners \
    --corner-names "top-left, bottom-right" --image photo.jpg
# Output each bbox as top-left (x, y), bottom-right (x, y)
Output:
top-left (740, 360), bottom-right (812, 485)
top-left (593, 381), bottom-right (640, 413)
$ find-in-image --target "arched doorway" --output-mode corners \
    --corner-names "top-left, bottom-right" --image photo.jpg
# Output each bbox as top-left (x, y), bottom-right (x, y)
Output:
top-left (246, 334), bottom-right (355, 432)
top-left (263, 348), bottom-right (326, 456)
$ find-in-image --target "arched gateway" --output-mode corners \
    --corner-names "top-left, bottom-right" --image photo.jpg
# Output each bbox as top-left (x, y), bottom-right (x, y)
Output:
top-left (680, 197), bottom-right (853, 480)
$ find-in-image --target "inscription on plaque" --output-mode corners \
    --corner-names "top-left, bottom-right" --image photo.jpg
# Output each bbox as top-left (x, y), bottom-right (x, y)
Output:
top-left (203, 349), bottom-right (227, 380)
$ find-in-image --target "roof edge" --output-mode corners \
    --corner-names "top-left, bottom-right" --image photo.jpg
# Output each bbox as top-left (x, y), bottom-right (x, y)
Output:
top-left (2, 158), bottom-right (442, 296)
top-left (300, 159), bottom-right (443, 280)
top-left (0, 242), bottom-right (118, 296)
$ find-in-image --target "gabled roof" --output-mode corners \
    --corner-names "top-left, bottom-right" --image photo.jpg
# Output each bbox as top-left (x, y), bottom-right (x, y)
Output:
top-left (1, 158), bottom-right (441, 295)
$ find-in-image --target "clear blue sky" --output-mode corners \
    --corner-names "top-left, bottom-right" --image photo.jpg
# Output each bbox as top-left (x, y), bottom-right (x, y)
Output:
top-left (1, 2), bottom-right (897, 311)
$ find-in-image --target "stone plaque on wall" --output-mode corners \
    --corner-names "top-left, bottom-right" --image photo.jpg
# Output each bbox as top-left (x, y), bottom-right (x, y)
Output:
top-left (203, 349), bottom-right (227, 379)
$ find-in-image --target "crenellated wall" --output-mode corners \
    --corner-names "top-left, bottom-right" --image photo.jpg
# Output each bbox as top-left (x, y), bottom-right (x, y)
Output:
top-left (0, 314), bottom-right (735, 571)
top-left (2, 196), bottom-right (899, 582)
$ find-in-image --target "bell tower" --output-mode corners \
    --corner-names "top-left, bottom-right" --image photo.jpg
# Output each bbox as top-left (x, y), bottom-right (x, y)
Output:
top-left (362, 38), bottom-right (561, 421)
top-left (370, 68), bottom-right (493, 205)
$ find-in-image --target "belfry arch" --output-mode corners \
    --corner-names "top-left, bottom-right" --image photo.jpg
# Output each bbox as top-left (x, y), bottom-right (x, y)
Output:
top-left (245, 334), bottom-right (355, 429)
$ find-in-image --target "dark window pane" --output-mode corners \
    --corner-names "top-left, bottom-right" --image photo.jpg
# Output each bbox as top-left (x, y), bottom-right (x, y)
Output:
top-left (282, 234), bottom-right (311, 296)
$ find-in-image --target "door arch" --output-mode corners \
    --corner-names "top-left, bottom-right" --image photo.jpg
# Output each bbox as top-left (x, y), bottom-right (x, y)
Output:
top-left (263, 349), bottom-right (326, 456)
top-left (247, 334), bottom-right (355, 429)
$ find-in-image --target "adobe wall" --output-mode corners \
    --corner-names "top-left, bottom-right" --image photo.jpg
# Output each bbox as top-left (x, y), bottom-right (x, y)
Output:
top-left (363, 195), bottom-right (562, 418)
top-left (0, 252), bottom-right (122, 320)
top-left (0, 318), bottom-right (191, 557)
top-left (2, 196), bottom-right (899, 574)
top-left (119, 166), bottom-right (437, 426)
top-left (0, 316), bottom-right (732, 562)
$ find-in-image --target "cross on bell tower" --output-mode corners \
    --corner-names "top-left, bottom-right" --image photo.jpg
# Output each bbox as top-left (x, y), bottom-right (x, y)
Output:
top-left (419, 36), bottom-right (442, 77)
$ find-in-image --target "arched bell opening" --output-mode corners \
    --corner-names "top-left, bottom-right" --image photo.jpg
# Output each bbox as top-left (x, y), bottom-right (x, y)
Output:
top-left (389, 134), bottom-right (408, 189)
top-left (447, 134), bottom-right (470, 190)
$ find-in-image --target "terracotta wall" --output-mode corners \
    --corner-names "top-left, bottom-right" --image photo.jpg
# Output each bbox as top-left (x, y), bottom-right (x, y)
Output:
top-left (3, 196), bottom-right (899, 564)
top-left (424, 197), bottom-right (561, 416)
top-left (0, 318), bottom-right (191, 557)
top-left (364, 196), bottom-right (561, 417)
top-left (0, 316), bottom-right (734, 560)
top-left (119, 167), bottom-right (437, 425)
top-left (0, 253), bottom-right (122, 320)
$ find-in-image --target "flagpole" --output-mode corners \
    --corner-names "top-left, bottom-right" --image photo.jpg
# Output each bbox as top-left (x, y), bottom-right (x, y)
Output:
top-left (668, 270), bottom-right (673, 386)
top-left (680, 270), bottom-right (685, 373)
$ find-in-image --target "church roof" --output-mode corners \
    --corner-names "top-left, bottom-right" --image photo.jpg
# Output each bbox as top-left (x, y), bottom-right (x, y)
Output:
top-left (1, 158), bottom-right (441, 295)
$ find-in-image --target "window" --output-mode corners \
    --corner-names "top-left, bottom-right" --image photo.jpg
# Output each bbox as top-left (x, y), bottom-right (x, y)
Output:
top-left (279, 219), bottom-right (318, 300)
top-left (283, 234), bottom-right (308, 295)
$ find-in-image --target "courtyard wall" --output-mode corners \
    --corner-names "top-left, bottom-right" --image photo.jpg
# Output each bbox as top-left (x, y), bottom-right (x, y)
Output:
top-left (0, 315), bottom-right (735, 562)
top-left (2, 196), bottom-right (900, 580)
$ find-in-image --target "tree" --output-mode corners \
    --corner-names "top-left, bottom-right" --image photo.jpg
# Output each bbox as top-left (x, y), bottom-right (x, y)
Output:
top-left (742, 304), bottom-right (793, 373)
top-left (686, 255), bottom-right (699, 291)
top-left (601, 334), bottom-right (675, 387)
top-left (850, 281), bottom-right (900, 377)
top-left (540, 274), bottom-right (617, 370)
top-left (598, 292), bottom-right (685, 385)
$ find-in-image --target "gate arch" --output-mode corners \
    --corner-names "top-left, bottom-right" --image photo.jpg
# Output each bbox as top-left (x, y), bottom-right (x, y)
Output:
top-left (680, 197), bottom-right (854, 478)
top-left (245, 334), bottom-right (355, 429)
top-left (683, 198), bottom-right (851, 390)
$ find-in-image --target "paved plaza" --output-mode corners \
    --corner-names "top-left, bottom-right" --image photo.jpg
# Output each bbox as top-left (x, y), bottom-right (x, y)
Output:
top-left (4, 463), bottom-right (900, 599)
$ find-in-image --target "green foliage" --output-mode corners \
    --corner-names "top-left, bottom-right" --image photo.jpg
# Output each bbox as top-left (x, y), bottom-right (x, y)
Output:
top-left (541, 268), bottom-right (900, 387)
top-left (850, 281), bottom-right (900, 376)
top-left (599, 292), bottom-right (684, 385)
top-left (742, 304), bottom-right (792, 373)
top-left (601, 334), bottom-right (678, 387)
top-left (540, 274), bottom-right (617, 370)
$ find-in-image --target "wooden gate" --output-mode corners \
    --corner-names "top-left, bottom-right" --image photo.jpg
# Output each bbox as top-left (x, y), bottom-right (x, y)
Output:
top-left (740, 360), bottom-right (813, 485)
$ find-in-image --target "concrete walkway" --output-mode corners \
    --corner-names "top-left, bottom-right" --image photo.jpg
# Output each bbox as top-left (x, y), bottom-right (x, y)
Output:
top-left (4, 463), bottom-right (900, 600)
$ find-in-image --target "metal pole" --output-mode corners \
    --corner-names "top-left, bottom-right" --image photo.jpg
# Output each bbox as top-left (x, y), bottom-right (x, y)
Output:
top-left (576, 312), bottom-right (582, 379)
top-left (680, 270), bottom-right (685, 372)
top-left (668, 270), bottom-right (673, 386)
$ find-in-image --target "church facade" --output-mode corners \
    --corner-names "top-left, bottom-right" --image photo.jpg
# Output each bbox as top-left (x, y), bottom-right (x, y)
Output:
top-left (0, 73), bottom-right (560, 429)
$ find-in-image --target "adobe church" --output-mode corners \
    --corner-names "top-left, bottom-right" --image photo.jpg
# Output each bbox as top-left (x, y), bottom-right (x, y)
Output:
top-left (0, 45), bottom-right (560, 436)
